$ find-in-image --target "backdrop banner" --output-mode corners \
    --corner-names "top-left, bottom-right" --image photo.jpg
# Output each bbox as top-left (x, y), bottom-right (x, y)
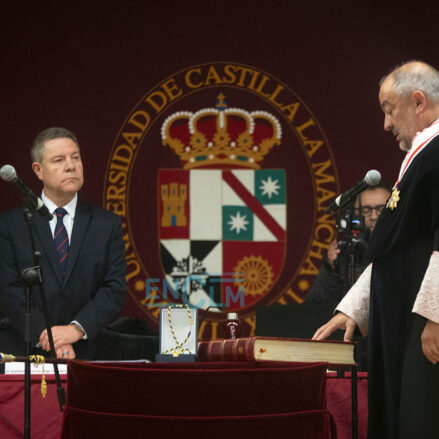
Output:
top-left (1, 2), bottom-right (437, 338)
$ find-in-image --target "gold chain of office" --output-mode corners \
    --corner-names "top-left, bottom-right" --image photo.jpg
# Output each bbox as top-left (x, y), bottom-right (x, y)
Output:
top-left (163, 305), bottom-right (194, 357)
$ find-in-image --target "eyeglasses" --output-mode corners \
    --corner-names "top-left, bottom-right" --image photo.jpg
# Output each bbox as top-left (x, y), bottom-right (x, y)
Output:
top-left (358, 205), bottom-right (386, 216)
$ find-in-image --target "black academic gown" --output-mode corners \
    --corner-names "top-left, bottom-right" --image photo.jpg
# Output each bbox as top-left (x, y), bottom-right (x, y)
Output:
top-left (366, 135), bottom-right (439, 438)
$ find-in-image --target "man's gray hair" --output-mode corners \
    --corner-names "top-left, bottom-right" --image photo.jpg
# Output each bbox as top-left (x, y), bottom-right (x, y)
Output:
top-left (380, 61), bottom-right (439, 103)
top-left (31, 127), bottom-right (79, 163)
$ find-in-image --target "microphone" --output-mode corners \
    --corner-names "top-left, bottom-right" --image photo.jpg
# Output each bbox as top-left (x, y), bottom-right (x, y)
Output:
top-left (0, 165), bottom-right (53, 221)
top-left (325, 169), bottom-right (381, 214)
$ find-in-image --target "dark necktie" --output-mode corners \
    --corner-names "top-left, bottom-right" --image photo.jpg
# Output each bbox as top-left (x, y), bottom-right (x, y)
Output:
top-left (54, 207), bottom-right (69, 276)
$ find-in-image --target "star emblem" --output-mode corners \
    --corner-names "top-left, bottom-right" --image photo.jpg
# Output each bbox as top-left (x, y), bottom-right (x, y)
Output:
top-left (259, 176), bottom-right (280, 199)
top-left (228, 211), bottom-right (249, 234)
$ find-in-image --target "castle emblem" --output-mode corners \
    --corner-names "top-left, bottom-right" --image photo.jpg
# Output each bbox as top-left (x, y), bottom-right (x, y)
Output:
top-left (160, 183), bottom-right (187, 227)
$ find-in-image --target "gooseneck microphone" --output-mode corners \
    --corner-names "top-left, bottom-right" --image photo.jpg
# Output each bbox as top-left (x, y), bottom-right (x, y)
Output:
top-left (325, 169), bottom-right (381, 214)
top-left (0, 164), bottom-right (53, 221)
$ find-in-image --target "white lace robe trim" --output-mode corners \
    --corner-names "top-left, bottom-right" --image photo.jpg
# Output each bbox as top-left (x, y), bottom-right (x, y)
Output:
top-left (335, 263), bottom-right (372, 337)
top-left (412, 251), bottom-right (439, 323)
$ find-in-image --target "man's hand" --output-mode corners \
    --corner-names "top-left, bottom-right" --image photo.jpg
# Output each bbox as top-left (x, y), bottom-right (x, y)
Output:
top-left (56, 343), bottom-right (76, 360)
top-left (421, 320), bottom-right (439, 364)
top-left (39, 324), bottom-right (84, 352)
top-left (327, 239), bottom-right (341, 267)
top-left (312, 312), bottom-right (357, 342)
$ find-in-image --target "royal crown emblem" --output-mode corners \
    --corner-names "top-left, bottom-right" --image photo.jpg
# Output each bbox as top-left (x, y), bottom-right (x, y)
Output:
top-left (161, 94), bottom-right (282, 169)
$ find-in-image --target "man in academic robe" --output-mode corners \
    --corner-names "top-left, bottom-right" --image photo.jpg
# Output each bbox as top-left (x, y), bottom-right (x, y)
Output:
top-left (313, 61), bottom-right (439, 438)
top-left (0, 127), bottom-right (126, 360)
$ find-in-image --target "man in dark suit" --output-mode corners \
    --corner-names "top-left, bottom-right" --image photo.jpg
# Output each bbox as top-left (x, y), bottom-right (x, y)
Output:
top-left (0, 127), bottom-right (126, 360)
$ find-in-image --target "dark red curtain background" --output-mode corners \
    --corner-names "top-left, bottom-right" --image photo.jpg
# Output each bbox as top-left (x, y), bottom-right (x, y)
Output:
top-left (1, 1), bottom-right (437, 332)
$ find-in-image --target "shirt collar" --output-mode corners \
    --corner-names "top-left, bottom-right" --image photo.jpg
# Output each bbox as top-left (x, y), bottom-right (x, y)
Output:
top-left (41, 192), bottom-right (78, 219)
top-left (395, 117), bottom-right (439, 185)
top-left (410, 117), bottom-right (439, 151)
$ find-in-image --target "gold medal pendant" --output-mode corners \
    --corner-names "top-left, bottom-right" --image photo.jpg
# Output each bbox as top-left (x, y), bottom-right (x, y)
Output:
top-left (387, 188), bottom-right (400, 210)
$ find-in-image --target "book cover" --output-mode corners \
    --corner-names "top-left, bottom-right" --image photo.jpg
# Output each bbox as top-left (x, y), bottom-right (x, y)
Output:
top-left (198, 336), bottom-right (356, 367)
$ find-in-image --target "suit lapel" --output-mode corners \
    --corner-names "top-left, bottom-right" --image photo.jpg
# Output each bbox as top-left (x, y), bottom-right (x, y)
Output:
top-left (64, 200), bottom-right (91, 285)
top-left (33, 212), bottom-right (63, 285)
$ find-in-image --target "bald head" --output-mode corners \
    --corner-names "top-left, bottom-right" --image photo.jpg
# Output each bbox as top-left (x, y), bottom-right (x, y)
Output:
top-left (379, 61), bottom-right (439, 151)
top-left (381, 61), bottom-right (439, 103)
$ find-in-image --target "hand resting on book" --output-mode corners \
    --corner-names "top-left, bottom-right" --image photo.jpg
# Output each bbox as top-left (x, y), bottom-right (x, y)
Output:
top-left (312, 312), bottom-right (357, 342)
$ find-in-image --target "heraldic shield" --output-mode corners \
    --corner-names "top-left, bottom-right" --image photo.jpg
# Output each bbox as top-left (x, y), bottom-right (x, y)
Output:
top-left (158, 95), bottom-right (286, 312)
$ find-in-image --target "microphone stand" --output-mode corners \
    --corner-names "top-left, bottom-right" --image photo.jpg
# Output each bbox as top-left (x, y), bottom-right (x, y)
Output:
top-left (338, 207), bottom-right (368, 297)
top-left (338, 206), bottom-right (366, 439)
top-left (21, 208), bottom-right (65, 439)
top-left (345, 235), bottom-right (362, 439)
top-left (21, 270), bottom-right (33, 439)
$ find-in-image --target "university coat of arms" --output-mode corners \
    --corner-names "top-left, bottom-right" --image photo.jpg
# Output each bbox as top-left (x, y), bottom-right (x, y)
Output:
top-left (103, 62), bottom-right (339, 339)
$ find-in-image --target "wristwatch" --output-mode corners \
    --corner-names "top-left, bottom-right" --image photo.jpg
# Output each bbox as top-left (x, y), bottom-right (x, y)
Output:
top-left (70, 321), bottom-right (86, 340)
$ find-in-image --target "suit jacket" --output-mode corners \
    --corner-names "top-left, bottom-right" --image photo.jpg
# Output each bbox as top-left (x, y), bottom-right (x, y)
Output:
top-left (0, 200), bottom-right (126, 358)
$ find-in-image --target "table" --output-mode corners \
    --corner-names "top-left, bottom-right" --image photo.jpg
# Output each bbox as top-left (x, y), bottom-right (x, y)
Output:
top-left (0, 370), bottom-right (367, 438)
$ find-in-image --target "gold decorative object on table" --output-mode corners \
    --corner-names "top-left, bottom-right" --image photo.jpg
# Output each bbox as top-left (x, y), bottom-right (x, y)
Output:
top-left (0, 352), bottom-right (55, 398)
top-left (156, 305), bottom-right (198, 362)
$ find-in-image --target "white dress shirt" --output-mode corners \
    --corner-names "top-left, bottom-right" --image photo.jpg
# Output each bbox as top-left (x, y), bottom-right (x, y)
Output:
top-left (41, 191), bottom-right (77, 240)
